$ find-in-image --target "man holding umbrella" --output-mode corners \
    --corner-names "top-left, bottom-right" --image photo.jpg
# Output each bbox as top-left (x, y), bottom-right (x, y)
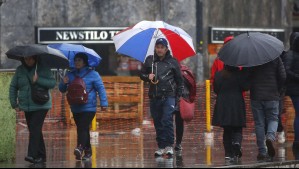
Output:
top-left (140, 38), bottom-right (183, 157)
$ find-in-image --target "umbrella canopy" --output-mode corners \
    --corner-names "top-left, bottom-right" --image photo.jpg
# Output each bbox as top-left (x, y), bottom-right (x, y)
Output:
top-left (5, 44), bottom-right (69, 69)
top-left (48, 43), bottom-right (102, 68)
top-left (218, 32), bottom-right (284, 67)
top-left (112, 20), bottom-right (196, 62)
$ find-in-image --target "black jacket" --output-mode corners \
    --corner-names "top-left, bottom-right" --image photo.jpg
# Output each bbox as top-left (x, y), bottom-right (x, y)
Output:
top-left (250, 57), bottom-right (286, 101)
top-left (212, 69), bottom-right (250, 127)
top-left (140, 52), bottom-right (183, 99)
top-left (285, 50), bottom-right (299, 96)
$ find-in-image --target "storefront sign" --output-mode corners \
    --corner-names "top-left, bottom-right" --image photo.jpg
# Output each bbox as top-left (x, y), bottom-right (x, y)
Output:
top-left (37, 27), bottom-right (126, 44)
top-left (209, 27), bottom-right (285, 44)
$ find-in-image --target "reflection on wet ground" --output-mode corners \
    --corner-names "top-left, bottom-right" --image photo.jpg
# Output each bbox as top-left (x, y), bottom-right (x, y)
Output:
top-left (0, 120), bottom-right (299, 168)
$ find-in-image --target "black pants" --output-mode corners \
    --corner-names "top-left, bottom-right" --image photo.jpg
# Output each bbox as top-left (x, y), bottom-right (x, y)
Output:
top-left (24, 110), bottom-right (48, 159)
top-left (175, 111), bottom-right (184, 145)
top-left (223, 126), bottom-right (243, 157)
top-left (73, 112), bottom-right (96, 149)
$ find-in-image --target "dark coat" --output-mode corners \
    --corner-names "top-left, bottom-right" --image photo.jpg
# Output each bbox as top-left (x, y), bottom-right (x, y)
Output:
top-left (9, 64), bottom-right (56, 112)
top-left (212, 69), bottom-right (250, 127)
top-left (140, 51), bottom-right (183, 99)
top-left (285, 38), bottom-right (299, 96)
top-left (249, 57), bottom-right (286, 101)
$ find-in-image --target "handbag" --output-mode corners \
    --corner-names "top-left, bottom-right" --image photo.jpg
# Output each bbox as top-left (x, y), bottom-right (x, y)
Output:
top-left (179, 97), bottom-right (195, 122)
top-left (26, 75), bottom-right (49, 105)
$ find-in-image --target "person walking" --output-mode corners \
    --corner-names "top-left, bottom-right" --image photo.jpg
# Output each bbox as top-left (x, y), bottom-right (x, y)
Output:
top-left (174, 64), bottom-right (196, 152)
top-left (210, 36), bottom-right (234, 86)
top-left (212, 65), bottom-right (250, 163)
top-left (285, 33), bottom-right (299, 151)
top-left (59, 53), bottom-right (108, 161)
top-left (140, 38), bottom-right (183, 157)
top-left (250, 56), bottom-right (286, 161)
top-left (9, 56), bottom-right (56, 164)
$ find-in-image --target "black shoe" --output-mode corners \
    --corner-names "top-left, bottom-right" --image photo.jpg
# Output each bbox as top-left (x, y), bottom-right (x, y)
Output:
top-left (293, 142), bottom-right (299, 160)
top-left (233, 143), bottom-right (242, 158)
top-left (82, 148), bottom-right (92, 161)
top-left (225, 157), bottom-right (234, 166)
top-left (25, 156), bottom-right (35, 163)
top-left (174, 144), bottom-right (183, 151)
top-left (74, 146), bottom-right (84, 160)
top-left (266, 139), bottom-right (276, 157)
top-left (33, 157), bottom-right (44, 164)
top-left (257, 154), bottom-right (271, 162)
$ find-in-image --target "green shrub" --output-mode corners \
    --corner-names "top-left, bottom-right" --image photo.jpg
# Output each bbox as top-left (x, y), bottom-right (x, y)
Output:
top-left (0, 73), bottom-right (16, 161)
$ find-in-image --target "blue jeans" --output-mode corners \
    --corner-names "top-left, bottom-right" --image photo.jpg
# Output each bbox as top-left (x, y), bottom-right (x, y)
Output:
top-left (291, 96), bottom-right (299, 142)
top-left (150, 97), bottom-right (175, 149)
top-left (251, 100), bottom-right (279, 155)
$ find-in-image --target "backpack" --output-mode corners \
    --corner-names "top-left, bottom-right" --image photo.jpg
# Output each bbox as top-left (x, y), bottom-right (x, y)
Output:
top-left (180, 64), bottom-right (196, 103)
top-left (67, 70), bottom-right (92, 105)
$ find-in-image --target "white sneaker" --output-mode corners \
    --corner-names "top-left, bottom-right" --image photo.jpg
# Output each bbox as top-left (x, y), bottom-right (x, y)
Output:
top-left (155, 149), bottom-right (164, 156)
top-left (277, 131), bottom-right (286, 144)
top-left (164, 146), bottom-right (174, 156)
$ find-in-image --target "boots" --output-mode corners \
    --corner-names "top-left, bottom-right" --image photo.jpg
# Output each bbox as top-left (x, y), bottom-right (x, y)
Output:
top-left (74, 145), bottom-right (84, 160)
top-left (82, 147), bottom-right (92, 160)
top-left (232, 142), bottom-right (242, 159)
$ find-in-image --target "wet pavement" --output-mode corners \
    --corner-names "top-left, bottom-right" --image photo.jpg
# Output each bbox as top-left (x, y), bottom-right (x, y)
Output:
top-left (0, 119), bottom-right (298, 168)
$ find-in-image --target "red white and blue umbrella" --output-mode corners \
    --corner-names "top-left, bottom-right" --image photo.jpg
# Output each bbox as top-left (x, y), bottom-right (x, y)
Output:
top-left (113, 20), bottom-right (196, 62)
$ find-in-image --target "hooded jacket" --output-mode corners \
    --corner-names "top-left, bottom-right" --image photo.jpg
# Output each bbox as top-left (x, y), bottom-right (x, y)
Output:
top-left (140, 51), bottom-right (183, 99)
top-left (9, 63), bottom-right (56, 112)
top-left (59, 67), bottom-right (108, 113)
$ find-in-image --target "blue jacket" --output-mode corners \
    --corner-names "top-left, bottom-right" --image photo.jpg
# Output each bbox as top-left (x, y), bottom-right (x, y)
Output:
top-left (59, 67), bottom-right (108, 113)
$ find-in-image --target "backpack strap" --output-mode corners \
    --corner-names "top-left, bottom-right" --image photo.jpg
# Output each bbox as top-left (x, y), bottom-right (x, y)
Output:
top-left (73, 69), bottom-right (94, 93)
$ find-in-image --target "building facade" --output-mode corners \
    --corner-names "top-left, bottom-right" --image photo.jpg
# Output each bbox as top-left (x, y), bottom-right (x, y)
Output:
top-left (0, 0), bottom-right (293, 81)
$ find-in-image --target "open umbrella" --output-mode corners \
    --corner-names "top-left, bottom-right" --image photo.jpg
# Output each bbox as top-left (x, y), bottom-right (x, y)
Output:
top-left (5, 44), bottom-right (69, 69)
top-left (48, 43), bottom-right (102, 68)
top-left (218, 32), bottom-right (284, 67)
top-left (112, 20), bottom-right (196, 62)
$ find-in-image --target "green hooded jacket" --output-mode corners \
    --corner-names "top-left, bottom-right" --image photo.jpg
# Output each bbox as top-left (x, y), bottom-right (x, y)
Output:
top-left (9, 64), bottom-right (56, 112)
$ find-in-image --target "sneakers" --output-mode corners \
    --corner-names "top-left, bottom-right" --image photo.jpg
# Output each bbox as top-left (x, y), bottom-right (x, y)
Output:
top-left (154, 147), bottom-right (174, 156)
top-left (277, 131), bottom-right (286, 144)
top-left (155, 149), bottom-right (165, 157)
top-left (164, 146), bottom-right (174, 156)
top-left (174, 144), bottom-right (183, 151)
top-left (266, 139), bottom-right (276, 158)
top-left (74, 146), bottom-right (84, 160)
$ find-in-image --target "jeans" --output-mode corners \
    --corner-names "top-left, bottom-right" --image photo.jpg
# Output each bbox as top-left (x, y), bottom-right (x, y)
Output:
top-left (25, 110), bottom-right (48, 159)
top-left (150, 97), bottom-right (176, 149)
top-left (291, 96), bottom-right (299, 142)
top-left (73, 112), bottom-right (96, 149)
top-left (251, 100), bottom-right (279, 155)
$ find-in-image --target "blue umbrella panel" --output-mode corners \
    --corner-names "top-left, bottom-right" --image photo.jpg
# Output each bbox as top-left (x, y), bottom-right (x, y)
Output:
top-left (48, 43), bottom-right (102, 68)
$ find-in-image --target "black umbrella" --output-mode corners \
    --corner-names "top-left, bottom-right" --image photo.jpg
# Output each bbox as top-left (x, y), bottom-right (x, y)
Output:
top-left (5, 44), bottom-right (69, 69)
top-left (218, 32), bottom-right (284, 67)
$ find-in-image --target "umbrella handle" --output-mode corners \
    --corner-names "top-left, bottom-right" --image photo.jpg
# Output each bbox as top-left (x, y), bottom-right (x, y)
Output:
top-left (151, 79), bottom-right (159, 84)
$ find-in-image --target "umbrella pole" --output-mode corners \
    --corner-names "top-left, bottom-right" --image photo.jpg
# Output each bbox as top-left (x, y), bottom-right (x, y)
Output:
top-left (150, 29), bottom-right (159, 85)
